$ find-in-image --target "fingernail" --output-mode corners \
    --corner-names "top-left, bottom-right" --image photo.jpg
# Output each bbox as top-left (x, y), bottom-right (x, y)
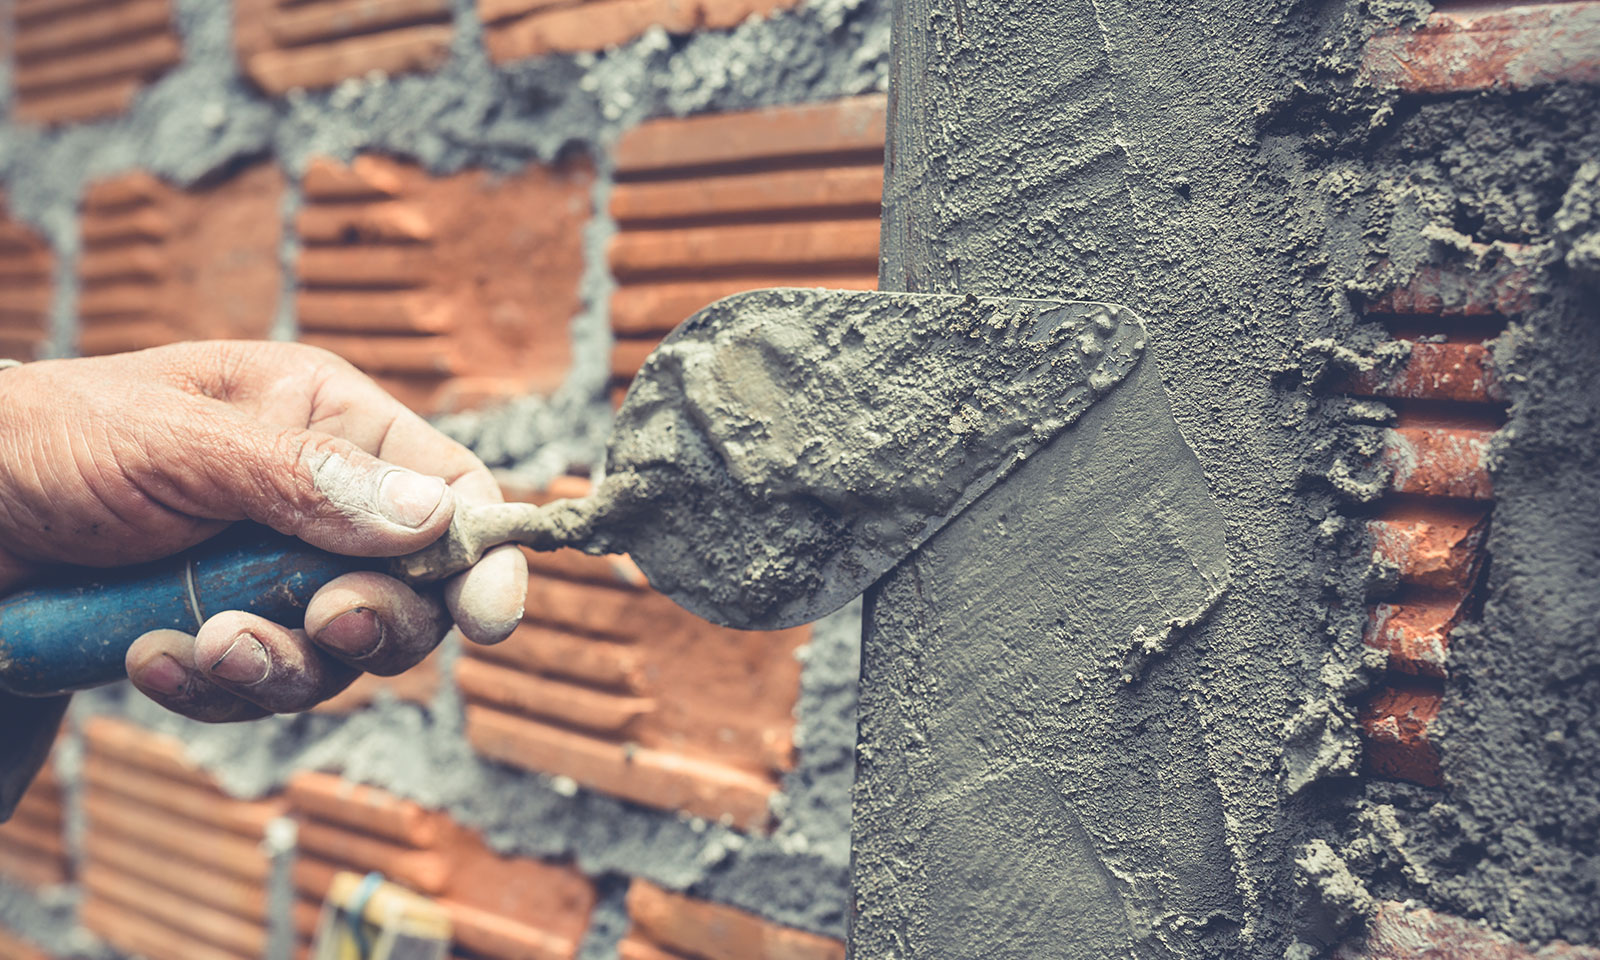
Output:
top-left (377, 470), bottom-right (447, 529)
top-left (140, 654), bottom-right (190, 696)
top-left (211, 633), bottom-right (270, 685)
top-left (318, 607), bottom-right (384, 658)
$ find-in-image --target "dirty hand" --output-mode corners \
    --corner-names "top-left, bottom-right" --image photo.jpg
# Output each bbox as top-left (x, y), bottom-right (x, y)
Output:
top-left (0, 341), bottom-right (528, 721)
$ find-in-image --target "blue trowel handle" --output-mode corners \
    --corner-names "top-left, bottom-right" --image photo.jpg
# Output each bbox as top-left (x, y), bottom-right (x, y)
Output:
top-left (0, 524), bottom-right (381, 697)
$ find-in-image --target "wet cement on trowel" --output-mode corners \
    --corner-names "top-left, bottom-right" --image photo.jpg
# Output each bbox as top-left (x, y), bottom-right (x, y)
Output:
top-left (491, 290), bottom-right (1147, 629)
top-left (851, 0), bottom-right (1600, 957)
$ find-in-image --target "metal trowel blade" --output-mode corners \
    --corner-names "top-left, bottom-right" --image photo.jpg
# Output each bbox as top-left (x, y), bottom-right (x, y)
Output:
top-left (572, 287), bottom-right (1151, 631)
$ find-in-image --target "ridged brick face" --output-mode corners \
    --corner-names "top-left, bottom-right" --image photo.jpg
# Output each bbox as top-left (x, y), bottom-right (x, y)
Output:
top-left (0, 195), bottom-right (54, 363)
top-left (77, 166), bottom-right (285, 357)
top-left (288, 771), bottom-right (596, 960)
top-left (1363, 1), bottom-right (1600, 94)
top-left (461, 478), bottom-right (809, 830)
top-left (0, 757), bottom-right (67, 890)
top-left (234, 0), bottom-right (454, 94)
top-left (295, 154), bottom-right (591, 413)
top-left (78, 717), bottom-right (287, 960)
top-left (10, 0), bottom-right (181, 125)
top-left (607, 96), bottom-right (885, 404)
top-left (620, 881), bottom-right (846, 960)
top-left (480, 0), bottom-right (802, 62)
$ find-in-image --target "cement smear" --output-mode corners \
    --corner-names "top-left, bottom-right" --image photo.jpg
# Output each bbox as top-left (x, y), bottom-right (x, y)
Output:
top-left (851, 0), bottom-right (1598, 956)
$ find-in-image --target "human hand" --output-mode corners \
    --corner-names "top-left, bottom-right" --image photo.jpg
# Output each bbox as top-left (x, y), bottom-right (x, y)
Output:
top-left (0, 341), bottom-right (528, 721)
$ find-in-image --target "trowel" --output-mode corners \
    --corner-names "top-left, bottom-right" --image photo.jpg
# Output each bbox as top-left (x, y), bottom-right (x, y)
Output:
top-left (0, 288), bottom-right (1167, 696)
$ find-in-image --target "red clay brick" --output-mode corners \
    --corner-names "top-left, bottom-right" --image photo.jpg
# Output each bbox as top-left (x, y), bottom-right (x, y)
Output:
top-left (1360, 682), bottom-right (1444, 787)
top-left (606, 98), bottom-right (884, 393)
top-left (482, 0), bottom-right (802, 61)
top-left (12, 0), bottom-right (180, 125)
top-left (474, 622), bottom-right (647, 692)
top-left (1367, 243), bottom-right (1536, 318)
top-left (0, 196), bottom-right (56, 364)
top-left (80, 718), bottom-right (283, 959)
top-left (0, 758), bottom-right (68, 889)
top-left (1350, 341), bottom-right (1504, 404)
top-left (288, 772), bottom-right (596, 960)
top-left (236, 0), bottom-right (452, 94)
top-left (458, 657), bottom-right (656, 734)
top-left (1363, 2), bottom-right (1600, 94)
top-left (1334, 900), bottom-right (1600, 959)
top-left (294, 154), bottom-right (591, 413)
top-left (1364, 597), bottom-right (1465, 677)
top-left (1369, 504), bottom-right (1490, 592)
top-left (623, 881), bottom-right (845, 960)
top-left (1382, 424), bottom-right (1495, 501)
top-left (0, 928), bottom-right (50, 960)
top-left (76, 165), bottom-right (284, 355)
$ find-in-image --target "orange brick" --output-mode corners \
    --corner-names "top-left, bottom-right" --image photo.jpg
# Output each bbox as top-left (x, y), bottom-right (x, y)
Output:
top-left (12, 0), bottom-right (180, 125)
top-left (1369, 505), bottom-right (1490, 592)
top-left (624, 881), bottom-right (845, 960)
top-left (76, 165), bottom-right (284, 355)
top-left (0, 758), bottom-right (67, 889)
top-left (1349, 341), bottom-right (1503, 405)
top-left (1382, 424), bottom-right (1495, 501)
top-left (0, 927), bottom-right (50, 960)
top-left (1364, 597), bottom-right (1465, 677)
top-left (294, 154), bottom-right (592, 413)
top-left (80, 719), bottom-right (283, 958)
top-left (606, 98), bottom-right (884, 390)
top-left (1334, 900), bottom-right (1600, 959)
top-left (287, 772), bottom-right (596, 960)
top-left (236, 0), bottom-right (452, 94)
top-left (1366, 243), bottom-right (1535, 318)
top-left (483, 0), bottom-right (802, 61)
top-left (1360, 682), bottom-right (1443, 787)
top-left (1363, 2), bottom-right (1600, 94)
top-left (0, 196), bottom-right (55, 364)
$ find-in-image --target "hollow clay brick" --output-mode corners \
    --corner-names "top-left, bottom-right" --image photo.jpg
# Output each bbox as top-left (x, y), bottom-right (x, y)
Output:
top-left (12, 0), bottom-right (180, 125)
top-left (482, 0), bottom-right (803, 61)
top-left (607, 98), bottom-right (884, 395)
top-left (1363, 2), bottom-right (1600, 94)
top-left (294, 154), bottom-right (591, 413)
top-left (76, 165), bottom-right (284, 355)
top-left (1369, 505), bottom-right (1490, 592)
top-left (235, 0), bottom-right (452, 94)
top-left (1364, 597), bottom-right (1465, 678)
top-left (0, 757), bottom-right (68, 889)
top-left (1382, 424), bottom-right (1495, 501)
top-left (1334, 900), bottom-right (1600, 959)
top-left (0, 928), bottom-right (50, 960)
top-left (1366, 243), bottom-right (1535, 318)
top-left (1350, 341), bottom-right (1504, 405)
top-left (79, 718), bottom-right (283, 959)
top-left (0, 196), bottom-right (56, 364)
top-left (623, 881), bottom-right (846, 960)
top-left (1360, 682), bottom-right (1443, 787)
top-left (287, 772), bottom-right (595, 960)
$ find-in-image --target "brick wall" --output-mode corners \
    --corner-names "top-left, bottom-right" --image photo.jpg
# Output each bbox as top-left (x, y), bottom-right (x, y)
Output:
top-left (0, 757), bottom-right (68, 891)
top-left (9, 0), bottom-right (181, 125)
top-left (0, 193), bottom-right (54, 363)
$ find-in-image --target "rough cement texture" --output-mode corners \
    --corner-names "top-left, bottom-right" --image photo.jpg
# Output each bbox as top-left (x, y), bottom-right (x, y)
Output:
top-left (852, 0), bottom-right (1598, 957)
top-left (0, 0), bottom-right (888, 951)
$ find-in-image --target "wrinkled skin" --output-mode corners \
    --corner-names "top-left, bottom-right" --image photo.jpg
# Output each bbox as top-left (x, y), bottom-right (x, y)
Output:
top-left (0, 341), bottom-right (528, 722)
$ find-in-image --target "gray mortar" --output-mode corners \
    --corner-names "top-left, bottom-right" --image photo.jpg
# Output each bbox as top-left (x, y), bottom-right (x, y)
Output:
top-left (846, 0), bottom-right (1599, 957)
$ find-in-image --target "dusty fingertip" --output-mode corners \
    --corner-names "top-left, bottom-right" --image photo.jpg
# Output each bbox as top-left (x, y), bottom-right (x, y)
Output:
top-left (445, 544), bottom-right (527, 645)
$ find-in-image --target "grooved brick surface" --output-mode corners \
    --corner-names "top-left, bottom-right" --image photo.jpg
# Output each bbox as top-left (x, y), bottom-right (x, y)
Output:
top-left (10, 0), bottom-right (181, 125)
top-left (288, 771), bottom-right (595, 960)
top-left (77, 165), bottom-right (284, 356)
top-left (235, 0), bottom-right (454, 94)
top-left (481, 0), bottom-right (803, 62)
top-left (607, 97), bottom-right (884, 398)
top-left (295, 154), bottom-right (591, 413)
top-left (461, 478), bottom-right (808, 830)
top-left (1363, 2), bottom-right (1600, 94)
top-left (1334, 900), bottom-right (1600, 958)
top-left (619, 881), bottom-right (845, 960)
top-left (0, 757), bottom-right (68, 889)
top-left (0, 194), bottom-right (54, 363)
top-left (79, 717), bottom-right (286, 960)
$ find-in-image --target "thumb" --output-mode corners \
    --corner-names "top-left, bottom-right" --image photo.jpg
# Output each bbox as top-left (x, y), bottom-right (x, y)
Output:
top-left (177, 415), bottom-right (456, 558)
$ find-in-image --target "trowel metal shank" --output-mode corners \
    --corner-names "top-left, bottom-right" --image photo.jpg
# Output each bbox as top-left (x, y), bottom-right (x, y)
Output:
top-left (396, 288), bottom-right (1150, 631)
